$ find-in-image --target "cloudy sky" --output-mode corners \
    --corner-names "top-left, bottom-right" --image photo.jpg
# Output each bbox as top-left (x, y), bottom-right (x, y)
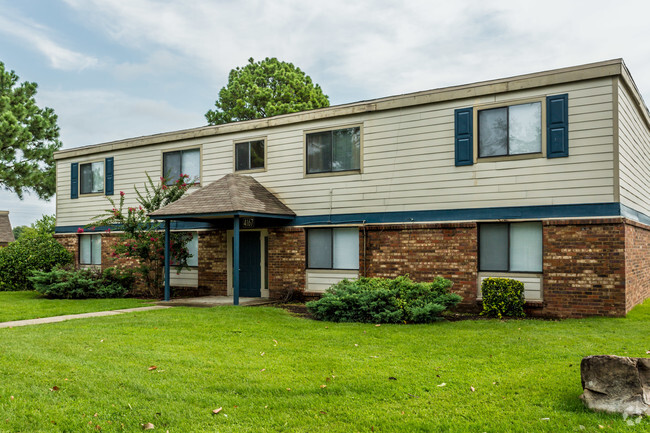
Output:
top-left (2, 0), bottom-right (650, 227)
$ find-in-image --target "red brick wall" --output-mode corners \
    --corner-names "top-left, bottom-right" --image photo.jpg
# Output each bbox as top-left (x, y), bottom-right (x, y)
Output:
top-left (198, 230), bottom-right (227, 295)
top-left (268, 227), bottom-right (305, 300)
top-left (363, 223), bottom-right (478, 307)
top-left (542, 219), bottom-right (627, 318)
top-left (624, 221), bottom-right (650, 313)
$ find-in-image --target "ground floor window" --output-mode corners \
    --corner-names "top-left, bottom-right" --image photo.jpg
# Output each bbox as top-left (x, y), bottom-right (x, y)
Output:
top-left (479, 222), bottom-right (542, 272)
top-left (307, 227), bottom-right (359, 270)
top-left (172, 232), bottom-right (199, 267)
top-left (80, 234), bottom-right (101, 265)
top-left (186, 232), bottom-right (198, 267)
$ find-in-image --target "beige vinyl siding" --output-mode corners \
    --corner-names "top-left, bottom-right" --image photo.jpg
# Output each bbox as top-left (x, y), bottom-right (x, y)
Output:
top-left (306, 269), bottom-right (359, 293)
top-left (57, 78), bottom-right (616, 227)
top-left (169, 268), bottom-right (199, 288)
top-left (617, 81), bottom-right (650, 217)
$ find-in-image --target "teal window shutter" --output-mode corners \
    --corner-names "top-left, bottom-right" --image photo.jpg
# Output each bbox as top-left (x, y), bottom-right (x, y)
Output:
top-left (455, 107), bottom-right (474, 166)
top-left (546, 94), bottom-right (569, 158)
top-left (71, 163), bottom-right (78, 199)
top-left (105, 157), bottom-right (114, 195)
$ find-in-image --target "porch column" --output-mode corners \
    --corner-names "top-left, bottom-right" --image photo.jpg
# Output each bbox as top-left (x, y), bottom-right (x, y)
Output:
top-left (164, 220), bottom-right (171, 301)
top-left (233, 214), bottom-right (240, 306)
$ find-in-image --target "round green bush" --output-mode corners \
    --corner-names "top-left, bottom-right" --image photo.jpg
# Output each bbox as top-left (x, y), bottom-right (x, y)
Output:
top-left (0, 235), bottom-right (73, 291)
top-left (306, 275), bottom-right (462, 324)
top-left (480, 277), bottom-right (525, 318)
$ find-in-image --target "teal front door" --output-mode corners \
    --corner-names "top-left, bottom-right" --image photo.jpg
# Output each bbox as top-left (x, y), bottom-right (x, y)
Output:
top-left (239, 231), bottom-right (261, 297)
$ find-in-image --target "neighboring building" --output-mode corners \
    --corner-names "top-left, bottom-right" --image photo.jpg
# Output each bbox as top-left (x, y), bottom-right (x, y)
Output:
top-left (53, 59), bottom-right (650, 318)
top-left (0, 211), bottom-right (15, 247)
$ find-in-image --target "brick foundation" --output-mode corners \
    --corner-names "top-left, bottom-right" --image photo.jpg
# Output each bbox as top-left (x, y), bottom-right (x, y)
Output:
top-left (54, 216), bottom-right (650, 317)
top-left (542, 219), bottom-right (627, 318)
top-left (268, 227), bottom-right (305, 300)
top-left (624, 220), bottom-right (650, 313)
top-left (198, 230), bottom-right (227, 295)
top-left (363, 223), bottom-right (478, 308)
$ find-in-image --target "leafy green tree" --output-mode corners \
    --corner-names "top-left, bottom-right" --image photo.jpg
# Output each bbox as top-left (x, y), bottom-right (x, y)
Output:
top-left (91, 174), bottom-right (194, 297)
top-left (0, 61), bottom-right (62, 199)
top-left (12, 225), bottom-right (28, 240)
top-left (205, 57), bottom-right (330, 125)
top-left (12, 214), bottom-right (56, 240)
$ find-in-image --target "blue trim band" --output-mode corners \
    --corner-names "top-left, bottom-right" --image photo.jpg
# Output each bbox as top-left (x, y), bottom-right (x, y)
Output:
top-left (55, 203), bottom-right (650, 233)
top-left (620, 203), bottom-right (650, 226)
top-left (55, 220), bottom-right (217, 234)
top-left (291, 202), bottom-right (622, 225)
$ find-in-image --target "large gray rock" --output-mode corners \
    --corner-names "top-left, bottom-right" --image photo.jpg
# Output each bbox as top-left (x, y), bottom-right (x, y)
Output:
top-left (580, 355), bottom-right (649, 416)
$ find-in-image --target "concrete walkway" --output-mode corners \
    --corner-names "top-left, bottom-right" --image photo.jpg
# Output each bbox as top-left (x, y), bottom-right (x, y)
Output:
top-left (0, 306), bottom-right (170, 329)
top-left (155, 296), bottom-right (276, 307)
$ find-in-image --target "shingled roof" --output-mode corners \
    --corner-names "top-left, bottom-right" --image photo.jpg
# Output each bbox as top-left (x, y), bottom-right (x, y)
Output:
top-left (0, 211), bottom-right (15, 245)
top-left (149, 174), bottom-right (295, 219)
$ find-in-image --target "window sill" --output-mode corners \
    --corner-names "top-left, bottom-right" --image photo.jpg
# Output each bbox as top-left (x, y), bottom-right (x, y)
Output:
top-left (304, 170), bottom-right (361, 179)
top-left (235, 168), bottom-right (266, 174)
top-left (476, 152), bottom-right (544, 163)
top-left (79, 192), bottom-right (106, 197)
top-left (306, 268), bottom-right (360, 273)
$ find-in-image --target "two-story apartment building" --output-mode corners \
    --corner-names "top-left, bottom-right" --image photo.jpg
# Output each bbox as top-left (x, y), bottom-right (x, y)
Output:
top-left (54, 59), bottom-right (650, 318)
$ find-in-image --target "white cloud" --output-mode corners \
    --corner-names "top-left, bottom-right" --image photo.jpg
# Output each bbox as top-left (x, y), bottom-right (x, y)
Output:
top-left (0, 190), bottom-right (55, 228)
top-left (59, 0), bottom-right (650, 104)
top-left (0, 13), bottom-right (98, 71)
top-left (37, 89), bottom-right (201, 148)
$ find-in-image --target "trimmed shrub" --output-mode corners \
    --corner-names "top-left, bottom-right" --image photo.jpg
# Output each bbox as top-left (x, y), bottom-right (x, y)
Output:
top-left (306, 275), bottom-right (462, 324)
top-left (0, 234), bottom-right (73, 291)
top-left (29, 267), bottom-right (135, 299)
top-left (480, 277), bottom-right (525, 318)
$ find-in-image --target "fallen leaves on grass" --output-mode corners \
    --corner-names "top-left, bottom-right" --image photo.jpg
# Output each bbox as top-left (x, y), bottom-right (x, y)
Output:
top-left (50, 386), bottom-right (59, 392)
top-left (437, 383), bottom-right (446, 387)
top-left (148, 366), bottom-right (157, 371)
top-left (320, 385), bottom-right (327, 389)
top-left (212, 408), bottom-right (222, 415)
top-left (470, 386), bottom-right (475, 392)
top-left (142, 423), bottom-right (154, 430)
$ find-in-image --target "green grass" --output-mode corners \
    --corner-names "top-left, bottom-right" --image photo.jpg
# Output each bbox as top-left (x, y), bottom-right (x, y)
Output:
top-left (1, 301), bottom-right (649, 432)
top-left (0, 291), bottom-right (152, 322)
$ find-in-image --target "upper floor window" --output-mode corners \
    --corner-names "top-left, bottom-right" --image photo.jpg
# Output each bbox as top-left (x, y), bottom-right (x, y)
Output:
top-left (479, 222), bottom-right (542, 273)
top-left (235, 140), bottom-right (265, 171)
top-left (80, 234), bottom-right (101, 265)
top-left (306, 126), bottom-right (361, 174)
top-left (163, 148), bottom-right (200, 184)
top-left (80, 161), bottom-right (104, 194)
top-left (478, 102), bottom-right (542, 158)
top-left (307, 227), bottom-right (359, 270)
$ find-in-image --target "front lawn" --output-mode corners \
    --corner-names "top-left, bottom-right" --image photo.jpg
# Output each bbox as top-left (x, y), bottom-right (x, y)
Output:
top-left (0, 291), bottom-right (152, 322)
top-left (0, 301), bottom-right (649, 432)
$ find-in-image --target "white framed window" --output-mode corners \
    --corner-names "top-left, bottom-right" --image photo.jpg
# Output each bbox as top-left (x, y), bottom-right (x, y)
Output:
top-left (307, 227), bottom-right (359, 270)
top-left (80, 161), bottom-right (104, 194)
top-left (80, 234), bottom-right (101, 265)
top-left (479, 222), bottom-right (542, 273)
top-left (235, 139), bottom-right (265, 171)
top-left (163, 148), bottom-right (200, 184)
top-left (186, 232), bottom-right (199, 267)
top-left (306, 126), bottom-right (361, 174)
top-left (171, 232), bottom-right (199, 267)
top-left (478, 101), bottom-right (542, 157)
